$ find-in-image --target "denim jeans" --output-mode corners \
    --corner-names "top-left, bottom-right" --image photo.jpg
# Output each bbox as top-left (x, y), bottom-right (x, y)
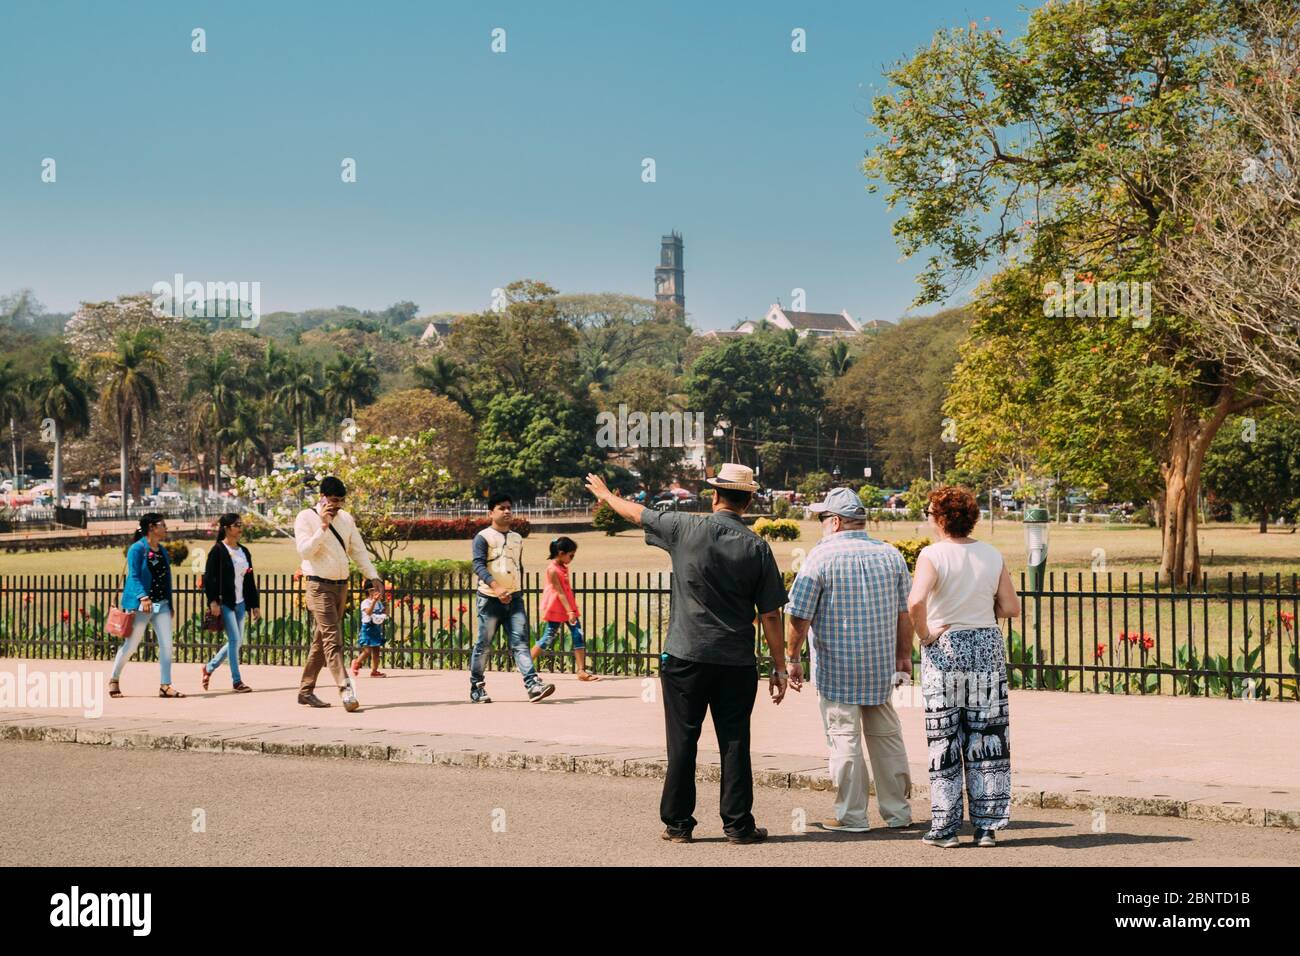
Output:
top-left (538, 619), bottom-right (585, 650)
top-left (111, 601), bottom-right (174, 686)
top-left (470, 593), bottom-right (540, 688)
top-left (204, 602), bottom-right (246, 685)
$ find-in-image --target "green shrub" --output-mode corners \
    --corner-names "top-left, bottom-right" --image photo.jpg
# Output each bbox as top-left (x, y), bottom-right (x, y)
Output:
top-left (772, 496), bottom-right (791, 518)
top-left (797, 471), bottom-right (833, 499)
top-left (754, 518), bottom-right (801, 541)
top-left (592, 501), bottom-right (633, 535)
top-left (374, 558), bottom-right (473, 581)
top-left (548, 476), bottom-right (587, 501)
top-left (891, 537), bottom-right (930, 572)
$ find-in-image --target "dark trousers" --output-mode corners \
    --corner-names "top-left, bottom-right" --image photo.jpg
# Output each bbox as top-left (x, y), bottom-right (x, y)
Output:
top-left (659, 654), bottom-right (758, 836)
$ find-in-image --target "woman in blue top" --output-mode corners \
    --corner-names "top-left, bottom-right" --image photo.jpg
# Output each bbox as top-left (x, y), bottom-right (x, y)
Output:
top-left (109, 513), bottom-right (185, 698)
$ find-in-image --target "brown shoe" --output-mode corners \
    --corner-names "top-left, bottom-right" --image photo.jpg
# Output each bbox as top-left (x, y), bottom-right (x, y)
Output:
top-left (232, 682), bottom-right (253, 693)
top-left (727, 827), bottom-right (769, 845)
top-left (661, 828), bottom-right (694, 844)
top-left (298, 692), bottom-right (331, 708)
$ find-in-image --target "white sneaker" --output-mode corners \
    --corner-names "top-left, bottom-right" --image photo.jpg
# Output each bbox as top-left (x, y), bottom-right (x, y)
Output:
top-left (341, 680), bottom-right (360, 713)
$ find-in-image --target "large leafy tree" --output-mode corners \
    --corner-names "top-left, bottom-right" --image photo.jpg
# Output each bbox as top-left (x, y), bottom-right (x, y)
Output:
top-left (865, 0), bottom-right (1272, 583)
top-left (475, 391), bottom-right (600, 499)
top-left (89, 328), bottom-right (167, 514)
top-left (1203, 413), bottom-right (1300, 533)
top-left (28, 351), bottom-right (94, 503)
top-left (447, 280), bottom-right (582, 401)
top-left (686, 334), bottom-right (825, 474)
top-left (826, 309), bottom-right (968, 485)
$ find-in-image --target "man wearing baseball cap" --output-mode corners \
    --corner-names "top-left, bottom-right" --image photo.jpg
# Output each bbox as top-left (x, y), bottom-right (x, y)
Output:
top-left (785, 486), bottom-right (916, 832)
top-left (585, 463), bottom-right (789, 845)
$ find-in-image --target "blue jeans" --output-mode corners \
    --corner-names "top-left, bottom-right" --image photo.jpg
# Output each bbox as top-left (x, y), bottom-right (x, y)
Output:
top-left (205, 602), bottom-right (246, 685)
top-left (470, 593), bottom-right (540, 688)
top-left (538, 619), bottom-right (585, 650)
top-left (111, 601), bottom-right (174, 686)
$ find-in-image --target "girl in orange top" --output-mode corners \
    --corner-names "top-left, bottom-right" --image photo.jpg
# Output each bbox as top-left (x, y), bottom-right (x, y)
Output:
top-left (532, 536), bottom-right (599, 681)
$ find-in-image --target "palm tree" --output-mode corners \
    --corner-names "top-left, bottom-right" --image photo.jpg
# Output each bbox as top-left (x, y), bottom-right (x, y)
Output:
top-left (827, 340), bottom-right (855, 378)
top-left (274, 361), bottom-right (324, 464)
top-left (412, 355), bottom-right (473, 415)
top-left (0, 360), bottom-right (28, 491)
top-left (248, 342), bottom-right (291, 474)
top-left (28, 352), bottom-right (93, 504)
top-left (323, 351), bottom-right (379, 421)
top-left (220, 401), bottom-right (270, 478)
top-left (185, 351), bottom-right (239, 497)
top-left (90, 328), bottom-right (168, 517)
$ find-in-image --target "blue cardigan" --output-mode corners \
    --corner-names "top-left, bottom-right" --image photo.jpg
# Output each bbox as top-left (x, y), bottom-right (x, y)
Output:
top-left (120, 538), bottom-right (173, 611)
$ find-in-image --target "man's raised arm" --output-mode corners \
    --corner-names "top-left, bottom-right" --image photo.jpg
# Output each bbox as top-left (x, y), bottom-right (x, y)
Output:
top-left (584, 473), bottom-right (646, 526)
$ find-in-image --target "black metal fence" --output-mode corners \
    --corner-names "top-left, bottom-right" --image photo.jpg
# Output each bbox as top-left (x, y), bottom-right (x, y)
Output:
top-left (0, 570), bottom-right (1296, 699)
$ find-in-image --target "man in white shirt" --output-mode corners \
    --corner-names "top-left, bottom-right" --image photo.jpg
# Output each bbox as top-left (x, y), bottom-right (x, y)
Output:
top-left (293, 476), bottom-right (383, 712)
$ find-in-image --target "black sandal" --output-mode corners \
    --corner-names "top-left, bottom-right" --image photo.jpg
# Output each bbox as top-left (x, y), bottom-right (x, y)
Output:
top-left (159, 685), bottom-right (186, 698)
top-left (108, 680), bottom-right (122, 698)
top-left (232, 682), bottom-right (252, 694)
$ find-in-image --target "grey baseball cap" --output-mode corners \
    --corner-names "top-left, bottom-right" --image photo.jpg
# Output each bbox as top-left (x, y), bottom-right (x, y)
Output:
top-left (807, 487), bottom-right (866, 519)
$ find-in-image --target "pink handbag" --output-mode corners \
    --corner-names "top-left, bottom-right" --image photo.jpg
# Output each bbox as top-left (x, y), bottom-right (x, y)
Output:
top-left (106, 606), bottom-right (136, 638)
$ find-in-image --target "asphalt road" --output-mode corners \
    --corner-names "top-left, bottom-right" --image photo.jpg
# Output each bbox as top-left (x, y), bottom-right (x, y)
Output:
top-left (1, 741), bottom-right (1294, 866)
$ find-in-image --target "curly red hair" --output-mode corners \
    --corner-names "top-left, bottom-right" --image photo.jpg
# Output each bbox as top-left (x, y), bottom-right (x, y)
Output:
top-left (927, 486), bottom-right (980, 537)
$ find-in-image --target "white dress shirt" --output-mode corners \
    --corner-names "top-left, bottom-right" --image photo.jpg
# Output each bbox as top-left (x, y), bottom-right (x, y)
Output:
top-left (294, 506), bottom-right (379, 582)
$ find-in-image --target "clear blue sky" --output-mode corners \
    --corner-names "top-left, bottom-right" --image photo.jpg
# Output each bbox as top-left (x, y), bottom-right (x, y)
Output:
top-left (0, 0), bottom-right (1030, 328)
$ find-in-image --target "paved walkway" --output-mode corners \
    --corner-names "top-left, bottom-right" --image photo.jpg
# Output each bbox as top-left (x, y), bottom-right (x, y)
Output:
top-left (2, 658), bottom-right (1297, 829)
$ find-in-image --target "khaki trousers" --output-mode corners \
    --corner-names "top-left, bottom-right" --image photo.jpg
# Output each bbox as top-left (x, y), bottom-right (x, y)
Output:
top-left (818, 695), bottom-right (913, 828)
top-left (299, 579), bottom-right (351, 696)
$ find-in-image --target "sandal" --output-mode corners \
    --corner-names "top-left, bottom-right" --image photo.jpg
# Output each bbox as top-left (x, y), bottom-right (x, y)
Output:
top-left (232, 682), bottom-right (253, 694)
top-left (108, 679), bottom-right (122, 698)
top-left (369, 670), bottom-right (387, 678)
top-left (201, 665), bottom-right (211, 691)
top-left (159, 685), bottom-right (186, 698)
top-left (577, 671), bottom-right (602, 682)
top-left (350, 659), bottom-right (363, 677)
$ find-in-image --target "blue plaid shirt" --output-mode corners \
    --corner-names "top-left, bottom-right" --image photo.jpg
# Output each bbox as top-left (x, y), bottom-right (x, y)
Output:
top-left (786, 531), bottom-right (911, 705)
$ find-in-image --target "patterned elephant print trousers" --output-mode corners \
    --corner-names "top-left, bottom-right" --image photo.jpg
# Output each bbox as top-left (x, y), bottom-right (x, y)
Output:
top-left (921, 625), bottom-right (1011, 838)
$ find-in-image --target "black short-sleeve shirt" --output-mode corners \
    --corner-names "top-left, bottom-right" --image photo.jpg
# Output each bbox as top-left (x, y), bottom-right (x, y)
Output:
top-left (642, 508), bottom-right (788, 667)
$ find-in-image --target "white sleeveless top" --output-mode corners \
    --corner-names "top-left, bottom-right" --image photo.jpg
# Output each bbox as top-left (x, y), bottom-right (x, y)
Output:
top-left (919, 540), bottom-right (1002, 632)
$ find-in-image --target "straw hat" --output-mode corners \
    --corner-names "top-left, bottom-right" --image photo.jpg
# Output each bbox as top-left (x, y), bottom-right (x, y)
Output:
top-left (705, 463), bottom-right (760, 492)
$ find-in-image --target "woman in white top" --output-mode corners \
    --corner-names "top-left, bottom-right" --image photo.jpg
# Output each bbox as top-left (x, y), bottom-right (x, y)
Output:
top-left (201, 513), bottom-right (261, 693)
top-left (907, 486), bottom-right (1020, 848)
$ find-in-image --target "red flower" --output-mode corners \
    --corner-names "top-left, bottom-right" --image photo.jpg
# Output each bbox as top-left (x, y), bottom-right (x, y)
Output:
top-left (448, 616), bottom-right (458, 626)
top-left (414, 603), bottom-right (424, 615)
top-left (22, 594), bottom-right (31, 604)
top-left (1119, 95), bottom-right (1134, 106)
top-left (429, 609), bottom-right (438, 620)
top-left (1281, 612), bottom-right (1294, 630)
top-left (1127, 631), bottom-right (1141, 645)
top-left (1095, 642), bottom-right (1107, 660)
top-left (1142, 635), bottom-right (1154, 651)
top-left (458, 604), bottom-right (467, 614)
top-left (79, 608), bottom-right (88, 619)
top-left (61, 610), bottom-right (70, 622)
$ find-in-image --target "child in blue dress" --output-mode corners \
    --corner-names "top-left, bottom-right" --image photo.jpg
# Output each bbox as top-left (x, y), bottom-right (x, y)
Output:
top-left (351, 582), bottom-right (388, 678)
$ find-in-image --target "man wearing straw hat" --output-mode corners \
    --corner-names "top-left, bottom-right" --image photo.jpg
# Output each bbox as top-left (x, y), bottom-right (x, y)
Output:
top-left (585, 463), bottom-right (789, 845)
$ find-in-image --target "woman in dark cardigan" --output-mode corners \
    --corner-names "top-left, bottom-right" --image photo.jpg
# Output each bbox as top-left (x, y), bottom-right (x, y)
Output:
top-left (201, 513), bottom-right (261, 692)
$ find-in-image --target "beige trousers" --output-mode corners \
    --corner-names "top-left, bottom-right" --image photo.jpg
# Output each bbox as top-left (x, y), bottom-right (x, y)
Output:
top-left (300, 579), bottom-right (351, 696)
top-left (818, 695), bottom-right (913, 828)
